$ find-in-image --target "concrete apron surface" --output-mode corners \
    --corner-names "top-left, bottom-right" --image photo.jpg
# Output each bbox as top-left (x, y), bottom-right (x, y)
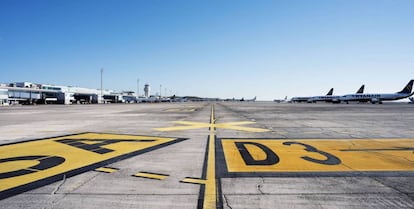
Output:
top-left (0, 102), bottom-right (413, 209)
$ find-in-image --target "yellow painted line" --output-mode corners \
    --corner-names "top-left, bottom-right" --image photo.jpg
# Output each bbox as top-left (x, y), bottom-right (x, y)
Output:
top-left (95, 167), bottom-right (118, 173)
top-left (0, 133), bottom-right (183, 196)
top-left (215, 124), bottom-right (269, 132)
top-left (221, 138), bottom-right (414, 173)
top-left (210, 104), bottom-right (215, 124)
top-left (154, 124), bottom-right (209, 132)
top-left (155, 119), bottom-right (269, 133)
top-left (133, 172), bottom-right (169, 180)
top-left (203, 105), bottom-right (217, 209)
top-left (154, 121), bottom-right (210, 132)
top-left (180, 177), bottom-right (206, 185)
top-left (219, 121), bottom-right (256, 126)
top-left (173, 121), bottom-right (209, 126)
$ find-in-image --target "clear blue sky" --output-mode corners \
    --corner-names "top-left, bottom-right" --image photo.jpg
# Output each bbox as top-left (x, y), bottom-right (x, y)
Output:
top-left (0, 0), bottom-right (413, 100)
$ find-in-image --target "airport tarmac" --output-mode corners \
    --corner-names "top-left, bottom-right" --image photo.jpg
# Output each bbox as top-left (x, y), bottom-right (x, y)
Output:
top-left (0, 102), bottom-right (413, 209)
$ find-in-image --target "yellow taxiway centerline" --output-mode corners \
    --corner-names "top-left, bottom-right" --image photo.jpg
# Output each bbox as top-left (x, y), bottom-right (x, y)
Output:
top-left (203, 105), bottom-right (217, 209)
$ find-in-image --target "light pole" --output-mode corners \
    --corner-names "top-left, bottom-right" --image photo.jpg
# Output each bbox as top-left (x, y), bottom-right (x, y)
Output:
top-left (160, 84), bottom-right (162, 98)
top-left (100, 68), bottom-right (103, 104)
top-left (137, 78), bottom-right (140, 98)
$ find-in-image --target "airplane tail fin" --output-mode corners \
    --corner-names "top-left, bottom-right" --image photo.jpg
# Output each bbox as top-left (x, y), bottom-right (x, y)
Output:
top-left (356, 85), bottom-right (365, 94)
top-left (326, 88), bottom-right (334, 96)
top-left (398, 80), bottom-right (414, 94)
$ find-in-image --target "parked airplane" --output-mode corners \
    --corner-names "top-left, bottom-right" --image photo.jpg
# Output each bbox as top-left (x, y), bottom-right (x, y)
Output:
top-left (306, 88), bottom-right (337, 103)
top-left (356, 85), bottom-right (365, 94)
top-left (239, 96), bottom-right (256, 102)
top-left (308, 85), bottom-right (365, 103)
top-left (340, 80), bottom-right (414, 104)
top-left (291, 88), bottom-right (333, 103)
top-left (246, 96), bottom-right (257, 102)
top-left (274, 96), bottom-right (287, 103)
top-left (291, 89), bottom-right (329, 103)
top-left (290, 96), bottom-right (311, 103)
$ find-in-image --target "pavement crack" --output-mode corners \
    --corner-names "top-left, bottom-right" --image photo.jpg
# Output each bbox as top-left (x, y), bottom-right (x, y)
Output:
top-left (51, 174), bottom-right (66, 195)
top-left (257, 177), bottom-right (266, 195)
top-left (257, 184), bottom-right (265, 195)
top-left (223, 194), bottom-right (233, 209)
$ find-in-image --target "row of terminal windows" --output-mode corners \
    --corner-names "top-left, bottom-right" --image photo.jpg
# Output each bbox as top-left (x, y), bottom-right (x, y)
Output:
top-left (8, 91), bottom-right (41, 99)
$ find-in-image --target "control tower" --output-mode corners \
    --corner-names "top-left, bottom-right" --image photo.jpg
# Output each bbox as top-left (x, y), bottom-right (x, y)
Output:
top-left (144, 84), bottom-right (150, 98)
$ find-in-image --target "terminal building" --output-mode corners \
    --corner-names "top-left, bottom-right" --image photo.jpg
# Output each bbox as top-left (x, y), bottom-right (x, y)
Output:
top-left (0, 85), bottom-right (8, 106)
top-left (0, 82), bottom-right (138, 105)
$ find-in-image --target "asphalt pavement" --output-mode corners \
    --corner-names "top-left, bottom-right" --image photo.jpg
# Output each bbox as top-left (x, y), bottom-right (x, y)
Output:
top-left (0, 102), bottom-right (413, 209)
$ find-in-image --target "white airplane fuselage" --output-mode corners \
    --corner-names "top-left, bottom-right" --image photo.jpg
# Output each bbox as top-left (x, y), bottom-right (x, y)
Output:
top-left (290, 80), bottom-right (412, 104)
top-left (291, 97), bottom-right (311, 103)
top-left (308, 96), bottom-right (341, 103)
top-left (340, 93), bottom-right (413, 103)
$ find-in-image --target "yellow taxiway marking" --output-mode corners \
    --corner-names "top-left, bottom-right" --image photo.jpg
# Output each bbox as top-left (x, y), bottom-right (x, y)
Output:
top-left (180, 177), bottom-right (206, 185)
top-left (155, 105), bottom-right (269, 208)
top-left (132, 172), bottom-right (169, 180)
top-left (157, 105), bottom-right (268, 208)
top-left (154, 115), bottom-right (269, 133)
top-left (222, 138), bottom-right (414, 173)
top-left (204, 105), bottom-right (217, 209)
top-left (95, 167), bottom-right (118, 173)
top-left (0, 133), bottom-right (183, 195)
